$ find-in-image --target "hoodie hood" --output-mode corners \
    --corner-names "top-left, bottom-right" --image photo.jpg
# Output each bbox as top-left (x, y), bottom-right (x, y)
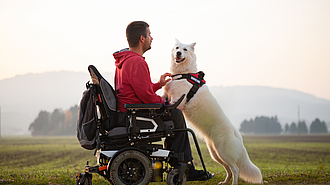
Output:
top-left (113, 48), bottom-right (143, 69)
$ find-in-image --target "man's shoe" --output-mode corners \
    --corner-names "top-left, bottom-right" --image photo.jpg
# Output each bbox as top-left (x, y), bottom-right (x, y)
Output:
top-left (186, 163), bottom-right (215, 181)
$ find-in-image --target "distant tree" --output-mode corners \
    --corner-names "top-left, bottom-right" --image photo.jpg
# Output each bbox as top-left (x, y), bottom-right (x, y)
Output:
top-left (62, 105), bottom-right (78, 135)
top-left (239, 119), bottom-right (253, 133)
top-left (284, 123), bottom-right (290, 134)
top-left (289, 122), bottom-right (297, 134)
top-left (297, 121), bottom-right (308, 134)
top-left (310, 118), bottom-right (328, 134)
top-left (29, 105), bottom-right (78, 136)
top-left (239, 116), bottom-right (282, 134)
top-left (271, 115), bottom-right (283, 134)
top-left (64, 109), bottom-right (73, 129)
top-left (48, 109), bottom-right (64, 135)
top-left (29, 111), bottom-right (50, 136)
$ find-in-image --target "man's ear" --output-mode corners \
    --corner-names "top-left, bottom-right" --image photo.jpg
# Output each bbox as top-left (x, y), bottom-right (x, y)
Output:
top-left (140, 35), bottom-right (145, 43)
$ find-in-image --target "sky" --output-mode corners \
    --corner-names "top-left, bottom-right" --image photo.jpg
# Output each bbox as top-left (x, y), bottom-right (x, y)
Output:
top-left (1, 0), bottom-right (330, 100)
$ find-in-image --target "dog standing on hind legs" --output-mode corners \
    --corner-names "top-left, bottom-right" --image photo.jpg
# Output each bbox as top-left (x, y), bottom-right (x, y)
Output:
top-left (162, 39), bottom-right (263, 185)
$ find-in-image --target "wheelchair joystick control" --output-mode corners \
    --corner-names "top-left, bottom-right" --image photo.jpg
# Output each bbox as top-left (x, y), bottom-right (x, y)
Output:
top-left (164, 97), bottom-right (171, 116)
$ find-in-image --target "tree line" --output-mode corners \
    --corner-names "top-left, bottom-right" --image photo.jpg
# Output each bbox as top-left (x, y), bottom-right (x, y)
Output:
top-left (29, 107), bottom-right (328, 136)
top-left (283, 118), bottom-right (328, 134)
top-left (239, 116), bottom-right (282, 134)
top-left (240, 116), bottom-right (328, 135)
top-left (29, 105), bottom-right (78, 136)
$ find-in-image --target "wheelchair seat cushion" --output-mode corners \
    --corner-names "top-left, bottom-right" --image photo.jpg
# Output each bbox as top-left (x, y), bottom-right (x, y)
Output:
top-left (108, 127), bottom-right (127, 137)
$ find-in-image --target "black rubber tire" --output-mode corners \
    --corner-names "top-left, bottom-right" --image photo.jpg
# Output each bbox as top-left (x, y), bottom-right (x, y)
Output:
top-left (167, 169), bottom-right (186, 185)
top-left (84, 174), bottom-right (92, 185)
top-left (76, 173), bottom-right (92, 185)
top-left (109, 150), bottom-right (153, 185)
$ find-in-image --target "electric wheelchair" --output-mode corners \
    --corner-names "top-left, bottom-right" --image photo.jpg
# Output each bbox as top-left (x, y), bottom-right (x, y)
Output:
top-left (76, 65), bottom-right (211, 185)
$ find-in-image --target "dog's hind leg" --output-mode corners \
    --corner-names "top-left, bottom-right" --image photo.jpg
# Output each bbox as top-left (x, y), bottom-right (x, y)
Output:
top-left (206, 141), bottom-right (232, 185)
top-left (216, 148), bottom-right (239, 185)
top-left (227, 163), bottom-right (239, 185)
top-left (218, 162), bottom-right (233, 185)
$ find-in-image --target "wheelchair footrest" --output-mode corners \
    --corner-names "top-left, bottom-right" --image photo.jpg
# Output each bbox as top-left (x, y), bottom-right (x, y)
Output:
top-left (85, 165), bottom-right (107, 173)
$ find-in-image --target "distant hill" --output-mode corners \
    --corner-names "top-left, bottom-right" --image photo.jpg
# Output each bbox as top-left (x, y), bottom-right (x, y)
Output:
top-left (209, 86), bottom-right (330, 130)
top-left (0, 71), bottom-right (329, 135)
top-left (0, 70), bottom-right (113, 135)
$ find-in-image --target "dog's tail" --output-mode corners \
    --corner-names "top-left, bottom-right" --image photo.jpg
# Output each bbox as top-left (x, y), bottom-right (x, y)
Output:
top-left (238, 148), bottom-right (263, 184)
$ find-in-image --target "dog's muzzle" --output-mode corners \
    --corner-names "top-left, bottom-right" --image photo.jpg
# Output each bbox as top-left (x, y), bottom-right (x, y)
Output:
top-left (175, 51), bottom-right (185, 63)
top-left (175, 58), bottom-right (185, 63)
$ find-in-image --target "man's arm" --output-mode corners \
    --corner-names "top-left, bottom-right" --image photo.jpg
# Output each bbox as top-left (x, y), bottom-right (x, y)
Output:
top-left (131, 62), bottom-right (165, 104)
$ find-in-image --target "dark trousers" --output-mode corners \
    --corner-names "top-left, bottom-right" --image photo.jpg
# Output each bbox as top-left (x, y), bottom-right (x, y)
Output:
top-left (117, 108), bottom-right (193, 165)
top-left (162, 108), bottom-right (193, 165)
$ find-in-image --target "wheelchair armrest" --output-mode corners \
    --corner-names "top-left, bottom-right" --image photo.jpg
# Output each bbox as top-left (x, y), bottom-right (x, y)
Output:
top-left (124, 103), bottom-right (162, 110)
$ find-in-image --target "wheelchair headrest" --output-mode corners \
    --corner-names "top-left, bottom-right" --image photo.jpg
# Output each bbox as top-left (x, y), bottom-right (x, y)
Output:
top-left (88, 65), bottom-right (104, 85)
top-left (88, 65), bottom-right (117, 111)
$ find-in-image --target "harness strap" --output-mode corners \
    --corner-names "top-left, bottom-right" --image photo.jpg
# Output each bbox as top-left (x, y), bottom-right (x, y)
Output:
top-left (172, 71), bottom-right (206, 103)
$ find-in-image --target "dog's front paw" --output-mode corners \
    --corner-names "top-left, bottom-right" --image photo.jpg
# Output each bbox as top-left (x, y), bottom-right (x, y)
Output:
top-left (218, 182), bottom-right (229, 185)
top-left (161, 95), bottom-right (167, 101)
top-left (177, 104), bottom-right (184, 110)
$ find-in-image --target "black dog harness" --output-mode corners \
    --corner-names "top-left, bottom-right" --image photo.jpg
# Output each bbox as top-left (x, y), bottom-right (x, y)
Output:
top-left (172, 71), bottom-right (206, 103)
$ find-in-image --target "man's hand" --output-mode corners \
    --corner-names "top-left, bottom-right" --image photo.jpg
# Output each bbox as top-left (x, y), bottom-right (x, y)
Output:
top-left (159, 72), bottom-right (172, 88)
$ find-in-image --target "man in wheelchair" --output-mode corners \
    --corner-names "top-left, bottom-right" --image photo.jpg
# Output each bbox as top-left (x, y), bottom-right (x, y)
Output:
top-left (77, 21), bottom-right (213, 185)
top-left (114, 21), bottom-right (213, 181)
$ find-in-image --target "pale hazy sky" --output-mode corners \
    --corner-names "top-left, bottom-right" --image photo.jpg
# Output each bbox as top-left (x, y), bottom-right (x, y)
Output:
top-left (1, 0), bottom-right (330, 100)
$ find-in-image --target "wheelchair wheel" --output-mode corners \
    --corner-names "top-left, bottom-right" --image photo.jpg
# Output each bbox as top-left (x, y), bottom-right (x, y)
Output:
top-left (167, 169), bottom-right (186, 185)
top-left (109, 150), bottom-right (153, 185)
top-left (76, 173), bottom-right (92, 185)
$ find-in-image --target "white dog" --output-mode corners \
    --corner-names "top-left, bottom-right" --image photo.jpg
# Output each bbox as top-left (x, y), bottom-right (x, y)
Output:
top-left (162, 39), bottom-right (263, 185)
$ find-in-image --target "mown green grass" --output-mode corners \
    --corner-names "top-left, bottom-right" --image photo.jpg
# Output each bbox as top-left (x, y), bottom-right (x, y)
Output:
top-left (1, 135), bottom-right (329, 184)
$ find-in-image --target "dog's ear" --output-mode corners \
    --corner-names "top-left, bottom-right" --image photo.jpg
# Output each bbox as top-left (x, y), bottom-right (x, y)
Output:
top-left (189, 42), bottom-right (196, 51)
top-left (175, 38), bottom-right (181, 45)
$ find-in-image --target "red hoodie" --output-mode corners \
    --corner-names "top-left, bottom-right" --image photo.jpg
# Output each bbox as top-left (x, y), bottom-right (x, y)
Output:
top-left (113, 50), bottom-right (165, 113)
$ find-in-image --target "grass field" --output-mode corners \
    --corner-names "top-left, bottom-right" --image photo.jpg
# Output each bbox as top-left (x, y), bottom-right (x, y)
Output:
top-left (1, 135), bottom-right (329, 184)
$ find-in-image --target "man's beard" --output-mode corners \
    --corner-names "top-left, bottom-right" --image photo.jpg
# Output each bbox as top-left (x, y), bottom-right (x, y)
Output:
top-left (143, 43), bottom-right (151, 53)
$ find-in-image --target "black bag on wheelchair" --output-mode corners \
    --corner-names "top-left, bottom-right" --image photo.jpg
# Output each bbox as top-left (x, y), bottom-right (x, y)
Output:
top-left (76, 88), bottom-right (98, 150)
top-left (76, 65), bottom-right (119, 150)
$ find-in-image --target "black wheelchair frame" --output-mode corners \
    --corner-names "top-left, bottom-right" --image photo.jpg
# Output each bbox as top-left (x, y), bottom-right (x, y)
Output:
top-left (77, 65), bottom-right (210, 185)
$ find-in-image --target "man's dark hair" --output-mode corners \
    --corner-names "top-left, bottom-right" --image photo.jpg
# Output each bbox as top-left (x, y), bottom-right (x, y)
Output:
top-left (126, 21), bottom-right (149, 48)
